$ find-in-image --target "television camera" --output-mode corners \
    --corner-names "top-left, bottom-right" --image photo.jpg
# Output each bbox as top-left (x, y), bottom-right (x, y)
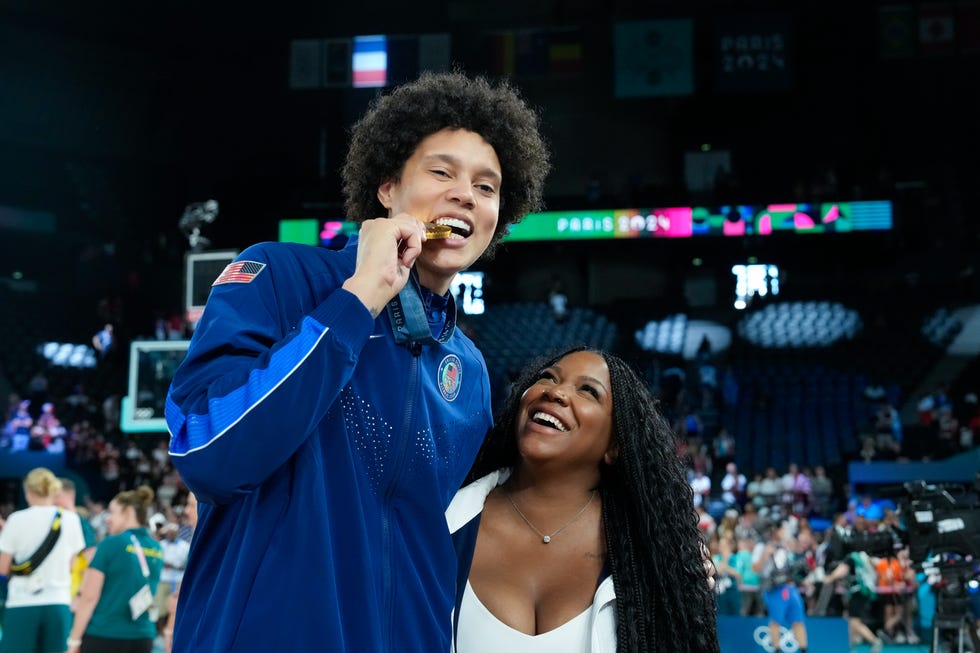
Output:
top-left (179, 199), bottom-right (219, 251)
top-left (900, 480), bottom-right (980, 653)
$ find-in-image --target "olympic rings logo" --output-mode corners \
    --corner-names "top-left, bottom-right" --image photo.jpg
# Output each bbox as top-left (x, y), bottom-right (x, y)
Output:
top-left (752, 625), bottom-right (800, 653)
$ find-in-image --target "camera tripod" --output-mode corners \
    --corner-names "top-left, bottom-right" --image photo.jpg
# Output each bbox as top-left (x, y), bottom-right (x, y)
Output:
top-left (932, 597), bottom-right (980, 653)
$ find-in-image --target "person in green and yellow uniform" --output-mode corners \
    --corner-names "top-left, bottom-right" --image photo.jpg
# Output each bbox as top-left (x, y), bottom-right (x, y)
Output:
top-left (66, 486), bottom-right (163, 653)
top-left (55, 478), bottom-right (97, 602)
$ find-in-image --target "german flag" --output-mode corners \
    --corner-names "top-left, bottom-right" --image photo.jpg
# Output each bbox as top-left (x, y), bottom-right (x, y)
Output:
top-left (548, 28), bottom-right (583, 77)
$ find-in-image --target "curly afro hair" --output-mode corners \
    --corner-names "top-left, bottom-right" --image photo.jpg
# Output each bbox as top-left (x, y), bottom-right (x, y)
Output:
top-left (341, 71), bottom-right (551, 259)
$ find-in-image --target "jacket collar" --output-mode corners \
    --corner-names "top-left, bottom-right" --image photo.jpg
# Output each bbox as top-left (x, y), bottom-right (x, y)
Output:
top-left (446, 469), bottom-right (510, 533)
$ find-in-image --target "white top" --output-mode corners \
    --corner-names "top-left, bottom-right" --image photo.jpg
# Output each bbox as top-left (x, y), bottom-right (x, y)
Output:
top-left (457, 580), bottom-right (591, 653)
top-left (447, 471), bottom-right (618, 653)
top-left (0, 505), bottom-right (85, 607)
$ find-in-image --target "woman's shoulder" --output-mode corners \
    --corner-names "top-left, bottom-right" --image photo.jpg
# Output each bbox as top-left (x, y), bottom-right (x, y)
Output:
top-left (446, 469), bottom-right (510, 533)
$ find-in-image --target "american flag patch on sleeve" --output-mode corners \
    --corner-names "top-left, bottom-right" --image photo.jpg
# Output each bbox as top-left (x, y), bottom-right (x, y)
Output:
top-left (213, 261), bottom-right (267, 286)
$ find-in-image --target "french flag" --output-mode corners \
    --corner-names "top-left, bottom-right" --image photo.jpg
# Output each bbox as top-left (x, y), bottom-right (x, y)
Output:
top-left (353, 35), bottom-right (387, 88)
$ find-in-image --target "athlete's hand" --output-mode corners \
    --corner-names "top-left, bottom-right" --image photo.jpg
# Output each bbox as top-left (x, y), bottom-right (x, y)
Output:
top-left (343, 214), bottom-right (426, 317)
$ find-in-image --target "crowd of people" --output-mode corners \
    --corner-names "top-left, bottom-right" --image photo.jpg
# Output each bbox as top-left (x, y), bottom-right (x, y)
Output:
top-left (0, 468), bottom-right (197, 653)
top-left (2, 68), bottom-right (979, 653)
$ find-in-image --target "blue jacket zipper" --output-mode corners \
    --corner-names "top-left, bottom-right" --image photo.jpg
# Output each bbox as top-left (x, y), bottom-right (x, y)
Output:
top-left (382, 346), bottom-right (421, 653)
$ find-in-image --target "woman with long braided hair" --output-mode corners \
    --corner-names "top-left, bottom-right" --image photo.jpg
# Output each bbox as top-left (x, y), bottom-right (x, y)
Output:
top-left (447, 346), bottom-right (720, 652)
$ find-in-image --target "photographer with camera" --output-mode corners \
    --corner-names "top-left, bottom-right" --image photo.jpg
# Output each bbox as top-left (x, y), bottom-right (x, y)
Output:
top-left (752, 522), bottom-right (810, 653)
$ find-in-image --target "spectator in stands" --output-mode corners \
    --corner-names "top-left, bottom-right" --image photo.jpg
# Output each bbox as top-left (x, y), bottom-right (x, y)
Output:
top-left (781, 463), bottom-right (811, 514)
top-left (859, 435), bottom-right (879, 462)
top-left (712, 536), bottom-right (743, 616)
top-left (736, 502), bottom-right (762, 540)
top-left (916, 394), bottom-right (936, 427)
top-left (38, 402), bottom-right (67, 448)
top-left (547, 278), bottom-right (569, 324)
top-left (155, 523), bottom-right (189, 640)
top-left (696, 503), bottom-right (717, 535)
top-left (875, 401), bottom-right (903, 452)
top-left (854, 495), bottom-right (884, 524)
top-left (875, 546), bottom-right (919, 644)
top-left (733, 533), bottom-right (765, 616)
top-left (745, 473), bottom-right (764, 508)
top-left (164, 72), bottom-right (551, 653)
top-left (691, 467), bottom-right (712, 508)
top-left (936, 405), bottom-right (960, 458)
top-left (757, 467), bottom-right (782, 509)
top-left (809, 465), bottom-right (834, 518)
top-left (68, 486), bottom-right (163, 653)
top-left (91, 324), bottom-right (114, 360)
top-left (4, 392), bottom-right (21, 422)
top-left (163, 493), bottom-right (197, 653)
top-left (0, 468), bottom-right (86, 653)
top-left (165, 313), bottom-right (185, 340)
top-left (721, 461), bottom-right (747, 507)
top-left (712, 427), bottom-right (736, 467)
top-left (448, 347), bottom-right (719, 652)
top-left (3, 398), bottom-right (33, 451)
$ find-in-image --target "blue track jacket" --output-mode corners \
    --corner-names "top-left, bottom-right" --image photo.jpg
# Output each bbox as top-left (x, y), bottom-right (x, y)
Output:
top-left (166, 238), bottom-right (493, 652)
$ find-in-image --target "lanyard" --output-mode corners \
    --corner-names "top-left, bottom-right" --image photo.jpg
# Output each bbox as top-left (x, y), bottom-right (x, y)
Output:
top-left (385, 271), bottom-right (456, 350)
top-left (129, 534), bottom-right (150, 578)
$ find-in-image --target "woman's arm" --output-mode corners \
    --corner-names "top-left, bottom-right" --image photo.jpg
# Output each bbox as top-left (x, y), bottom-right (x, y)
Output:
top-left (67, 567), bottom-right (105, 653)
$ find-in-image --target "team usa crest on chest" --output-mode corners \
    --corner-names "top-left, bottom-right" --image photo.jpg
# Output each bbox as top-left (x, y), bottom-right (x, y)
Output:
top-left (438, 355), bottom-right (462, 402)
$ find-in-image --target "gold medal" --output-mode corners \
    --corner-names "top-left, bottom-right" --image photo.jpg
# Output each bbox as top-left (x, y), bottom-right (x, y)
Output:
top-left (425, 223), bottom-right (452, 239)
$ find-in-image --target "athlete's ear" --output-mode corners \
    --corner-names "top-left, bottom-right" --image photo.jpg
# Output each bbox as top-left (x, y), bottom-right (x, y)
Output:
top-left (377, 180), bottom-right (395, 211)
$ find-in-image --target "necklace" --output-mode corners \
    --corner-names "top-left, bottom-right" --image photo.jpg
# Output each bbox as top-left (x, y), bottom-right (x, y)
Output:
top-left (505, 488), bottom-right (597, 544)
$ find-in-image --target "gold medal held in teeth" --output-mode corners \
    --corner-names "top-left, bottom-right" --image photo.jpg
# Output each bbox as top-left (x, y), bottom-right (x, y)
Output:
top-left (425, 223), bottom-right (452, 239)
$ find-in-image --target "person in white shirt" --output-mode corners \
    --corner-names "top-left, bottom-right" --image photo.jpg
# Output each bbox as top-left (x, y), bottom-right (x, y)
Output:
top-left (721, 462), bottom-right (747, 507)
top-left (691, 468), bottom-right (712, 508)
top-left (154, 523), bottom-right (190, 629)
top-left (0, 467), bottom-right (86, 653)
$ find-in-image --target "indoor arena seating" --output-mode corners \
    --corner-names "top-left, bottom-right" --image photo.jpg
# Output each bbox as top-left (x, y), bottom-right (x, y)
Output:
top-left (467, 302), bottom-right (619, 404)
top-left (725, 359), bottom-right (867, 475)
top-left (0, 289), bottom-right (120, 416)
top-left (635, 313), bottom-right (688, 356)
top-left (920, 306), bottom-right (962, 348)
top-left (736, 300), bottom-right (862, 349)
top-left (723, 298), bottom-right (951, 477)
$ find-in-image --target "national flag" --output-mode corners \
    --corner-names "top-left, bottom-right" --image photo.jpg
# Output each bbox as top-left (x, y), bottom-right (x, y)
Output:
top-left (213, 261), bottom-right (267, 286)
top-left (878, 5), bottom-right (916, 59)
top-left (918, 2), bottom-right (955, 56)
top-left (352, 35), bottom-right (387, 88)
top-left (548, 28), bottom-right (583, 76)
top-left (487, 28), bottom-right (580, 78)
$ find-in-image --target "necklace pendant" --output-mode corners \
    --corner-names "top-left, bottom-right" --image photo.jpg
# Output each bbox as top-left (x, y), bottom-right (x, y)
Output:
top-left (542, 535), bottom-right (551, 543)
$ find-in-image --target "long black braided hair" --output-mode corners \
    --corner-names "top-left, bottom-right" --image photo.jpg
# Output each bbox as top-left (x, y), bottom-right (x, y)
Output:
top-left (465, 346), bottom-right (720, 653)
